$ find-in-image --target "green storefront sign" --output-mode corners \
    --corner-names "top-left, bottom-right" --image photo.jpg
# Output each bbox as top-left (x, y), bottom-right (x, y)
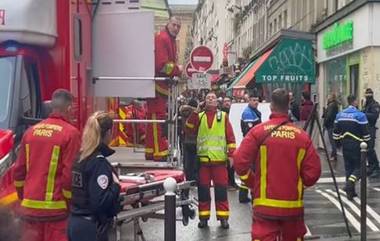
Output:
top-left (255, 38), bottom-right (315, 84)
top-left (323, 21), bottom-right (353, 50)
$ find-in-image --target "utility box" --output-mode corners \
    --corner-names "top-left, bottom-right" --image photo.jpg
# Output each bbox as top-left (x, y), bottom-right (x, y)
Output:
top-left (0, 0), bottom-right (57, 47)
top-left (92, 2), bottom-right (155, 98)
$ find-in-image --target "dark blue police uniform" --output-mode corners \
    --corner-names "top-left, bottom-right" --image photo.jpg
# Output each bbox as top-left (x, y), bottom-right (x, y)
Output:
top-left (333, 106), bottom-right (370, 188)
top-left (68, 144), bottom-right (121, 241)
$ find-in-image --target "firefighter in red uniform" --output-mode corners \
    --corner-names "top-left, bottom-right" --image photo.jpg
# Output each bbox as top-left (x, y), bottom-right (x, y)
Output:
top-left (185, 91), bottom-right (236, 229)
top-left (234, 88), bottom-right (321, 241)
top-left (125, 100), bottom-right (146, 146)
top-left (13, 89), bottom-right (81, 241)
top-left (145, 16), bottom-right (183, 161)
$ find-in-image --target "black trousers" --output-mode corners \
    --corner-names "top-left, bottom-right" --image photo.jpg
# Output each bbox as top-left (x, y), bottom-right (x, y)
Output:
top-left (367, 127), bottom-right (379, 170)
top-left (183, 143), bottom-right (197, 181)
top-left (342, 143), bottom-right (361, 180)
top-left (67, 215), bottom-right (110, 241)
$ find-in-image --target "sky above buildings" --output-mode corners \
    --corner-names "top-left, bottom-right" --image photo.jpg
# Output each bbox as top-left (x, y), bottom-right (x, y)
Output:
top-left (168, 0), bottom-right (198, 5)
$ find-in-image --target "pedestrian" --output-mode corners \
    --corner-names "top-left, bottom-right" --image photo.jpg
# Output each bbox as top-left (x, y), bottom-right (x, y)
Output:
top-left (300, 91), bottom-right (313, 121)
top-left (322, 93), bottom-right (339, 161)
top-left (185, 91), bottom-right (236, 229)
top-left (179, 98), bottom-right (198, 182)
top-left (145, 16), bottom-right (182, 162)
top-left (234, 88), bottom-right (321, 241)
top-left (238, 93), bottom-right (262, 203)
top-left (288, 91), bottom-right (300, 122)
top-left (220, 96), bottom-right (237, 188)
top-left (362, 88), bottom-right (380, 178)
top-left (68, 111), bottom-right (121, 241)
top-left (221, 96), bottom-right (232, 114)
top-left (333, 94), bottom-right (371, 200)
top-left (13, 89), bottom-right (81, 241)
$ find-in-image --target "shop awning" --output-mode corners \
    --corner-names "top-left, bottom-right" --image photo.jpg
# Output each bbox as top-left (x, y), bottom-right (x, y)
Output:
top-left (230, 38), bottom-right (315, 89)
top-left (141, 0), bottom-right (170, 18)
top-left (231, 49), bottom-right (273, 89)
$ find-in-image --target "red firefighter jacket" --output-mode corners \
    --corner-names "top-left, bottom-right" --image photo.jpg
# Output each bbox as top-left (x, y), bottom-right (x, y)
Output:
top-left (155, 27), bottom-right (181, 96)
top-left (13, 113), bottom-right (81, 218)
top-left (185, 108), bottom-right (236, 160)
top-left (233, 113), bottom-right (321, 218)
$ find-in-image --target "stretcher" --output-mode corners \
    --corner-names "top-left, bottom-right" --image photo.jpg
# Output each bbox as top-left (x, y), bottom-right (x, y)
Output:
top-left (112, 163), bottom-right (196, 241)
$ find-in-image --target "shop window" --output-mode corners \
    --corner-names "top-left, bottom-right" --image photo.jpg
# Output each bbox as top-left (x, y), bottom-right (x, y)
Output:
top-left (349, 64), bottom-right (359, 97)
top-left (324, 56), bottom-right (348, 105)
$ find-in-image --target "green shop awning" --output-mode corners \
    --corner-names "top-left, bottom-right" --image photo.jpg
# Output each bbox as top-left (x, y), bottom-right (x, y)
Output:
top-left (255, 38), bottom-right (315, 84)
top-left (230, 38), bottom-right (315, 89)
top-left (141, 0), bottom-right (170, 18)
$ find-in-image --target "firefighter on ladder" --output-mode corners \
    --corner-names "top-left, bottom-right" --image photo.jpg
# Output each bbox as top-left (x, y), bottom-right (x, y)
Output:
top-left (13, 89), bottom-right (81, 241)
top-left (145, 16), bottom-right (183, 162)
top-left (185, 91), bottom-right (236, 229)
top-left (234, 89), bottom-right (321, 241)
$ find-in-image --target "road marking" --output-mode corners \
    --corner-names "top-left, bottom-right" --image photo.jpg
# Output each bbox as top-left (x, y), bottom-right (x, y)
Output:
top-left (316, 190), bottom-right (360, 232)
top-left (325, 189), bottom-right (379, 232)
top-left (372, 187), bottom-right (380, 192)
top-left (305, 225), bottom-right (312, 236)
top-left (317, 177), bottom-right (346, 184)
top-left (337, 189), bottom-right (380, 226)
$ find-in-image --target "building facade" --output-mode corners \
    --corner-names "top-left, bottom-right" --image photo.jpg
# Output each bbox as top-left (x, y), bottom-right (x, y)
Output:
top-left (316, 0), bottom-right (380, 110)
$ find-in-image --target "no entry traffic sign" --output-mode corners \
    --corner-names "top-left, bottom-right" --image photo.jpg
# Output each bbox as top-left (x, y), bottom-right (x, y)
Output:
top-left (185, 62), bottom-right (198, 78)
top-left (190, 46), bottom-right (214, 72)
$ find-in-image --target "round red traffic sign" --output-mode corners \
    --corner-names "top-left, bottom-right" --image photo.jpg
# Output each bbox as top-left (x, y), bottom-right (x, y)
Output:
top-left (190, 46), bottom-right (214, 71)
top-left (185, 62), bottom-right (198, 78)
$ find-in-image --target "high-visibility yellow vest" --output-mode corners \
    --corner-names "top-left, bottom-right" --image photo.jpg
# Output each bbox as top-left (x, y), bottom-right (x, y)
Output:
top-left (197, 111), bottom-right (227, 162)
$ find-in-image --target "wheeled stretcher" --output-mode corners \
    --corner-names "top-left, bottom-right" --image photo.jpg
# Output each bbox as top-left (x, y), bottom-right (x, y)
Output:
top-left (112, 163), bottom-right (196, 241)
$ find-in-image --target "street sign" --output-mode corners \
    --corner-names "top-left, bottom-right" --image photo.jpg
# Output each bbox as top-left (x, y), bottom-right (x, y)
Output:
top-left (190, 46), bottom-right (214, 71)
top-left (185, 62), bottom-right (198, 78)
top-left (187, 73), bottom-right (211, 90)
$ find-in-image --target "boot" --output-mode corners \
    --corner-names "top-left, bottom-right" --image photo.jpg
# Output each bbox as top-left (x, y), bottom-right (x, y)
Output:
top-left (220, 219), bottom-right (229, 229)
top-left (198, 219), bottom-right (208, 229)
top-left (239, 188), bottom-right (251, 203)
top-left (345, 180), bottom-right (356, 201)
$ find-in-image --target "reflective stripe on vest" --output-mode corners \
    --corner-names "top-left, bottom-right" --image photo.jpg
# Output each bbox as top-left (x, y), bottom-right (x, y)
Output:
top-left (253, 146), bottom-right (306, 208)
top-left (21, 145), bottom-right (66, 210)
top-left (197, 111), bottom-right (227, 162)
top-left (26, 144), bottom-right (30, 173)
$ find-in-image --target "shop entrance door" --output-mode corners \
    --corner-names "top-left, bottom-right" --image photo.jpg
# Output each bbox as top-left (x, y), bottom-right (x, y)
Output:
top-left (349, 64), bottom-right (359, 97)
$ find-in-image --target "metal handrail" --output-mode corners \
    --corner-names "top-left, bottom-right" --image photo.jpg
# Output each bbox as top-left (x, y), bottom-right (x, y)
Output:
top-left (113, 119), bottom-right (166, 124)
top-left (93, 76), bottom-right (171, 81)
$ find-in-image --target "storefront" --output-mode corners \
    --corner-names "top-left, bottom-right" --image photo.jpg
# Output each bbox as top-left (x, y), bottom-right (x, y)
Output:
top-left (316, 1), bottom-right (380, 108)
top-left (228, 34), bottom-right (316, 102)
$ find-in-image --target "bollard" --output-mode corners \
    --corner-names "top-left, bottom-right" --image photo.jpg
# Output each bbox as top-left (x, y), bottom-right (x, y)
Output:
top-left (360, 142), bottom-right (368, 241)
top-left (164, 177), bottom-right (177, 241)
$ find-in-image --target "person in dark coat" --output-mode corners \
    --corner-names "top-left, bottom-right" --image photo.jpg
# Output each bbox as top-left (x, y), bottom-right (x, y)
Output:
top-left (323, 93), bottom-right (339, 161)
top-left (68, 111), bottom-right (121, 241)
top-left (300, 91), bottom-right (314, 121)
top-left (362, 88), bottom-right (380, 178)
top-left (288, 91), bottom-right (300, 121)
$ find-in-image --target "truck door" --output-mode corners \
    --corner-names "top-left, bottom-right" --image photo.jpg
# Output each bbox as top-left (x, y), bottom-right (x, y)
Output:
top-left (10, 56), bottom-right (42, 143)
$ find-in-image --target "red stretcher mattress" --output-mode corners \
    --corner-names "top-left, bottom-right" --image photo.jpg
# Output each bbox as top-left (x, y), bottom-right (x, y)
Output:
top-left (119, 170), bottom-right (185, 204)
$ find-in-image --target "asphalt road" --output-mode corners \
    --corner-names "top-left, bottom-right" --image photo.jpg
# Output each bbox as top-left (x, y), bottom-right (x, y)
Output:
top-left (112, 148), bottom-right (380, 241)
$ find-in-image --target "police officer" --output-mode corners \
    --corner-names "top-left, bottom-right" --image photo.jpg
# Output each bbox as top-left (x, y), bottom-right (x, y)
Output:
top-left (333, 95), bottom-right (371, 200)
top-left (363, 88), bottom-right (380, 178)
top-left (239, 93), bottom-right (261, 203)
top-left (68, 111), bottom-right (121, 241)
